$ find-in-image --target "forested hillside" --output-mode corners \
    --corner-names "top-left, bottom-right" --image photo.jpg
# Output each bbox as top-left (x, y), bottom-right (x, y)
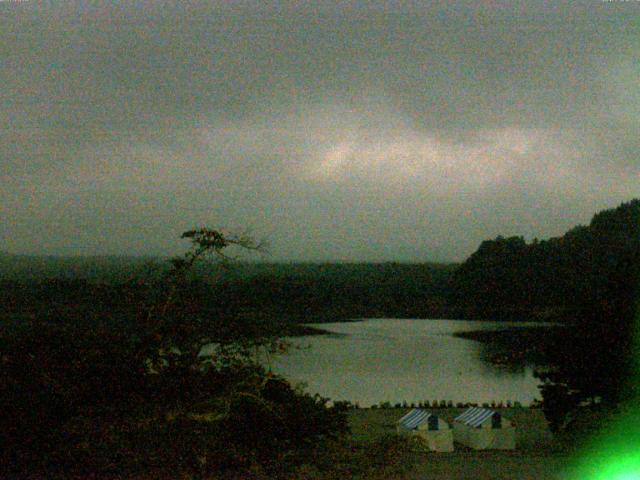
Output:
top-left (450, 199), bottom-right (640, 432)
top-left (451, 199), bottom-right (640, 323)
top-left (0, 259), bottom-right (458, 328)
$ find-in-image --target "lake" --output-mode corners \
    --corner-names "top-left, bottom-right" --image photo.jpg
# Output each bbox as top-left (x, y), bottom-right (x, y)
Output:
top-left (269, 319), bottom-right (547, 407)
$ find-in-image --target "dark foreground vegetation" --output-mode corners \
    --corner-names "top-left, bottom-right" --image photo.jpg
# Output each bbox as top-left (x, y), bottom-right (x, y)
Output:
top-left (1, 230), bottom-right (360, 478)
top-left (1, 199), bottom-right (639, 477)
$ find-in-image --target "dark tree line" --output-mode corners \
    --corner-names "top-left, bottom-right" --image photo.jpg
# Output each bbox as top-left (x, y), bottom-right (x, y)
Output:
top-left (451, 199), bottom-right (640, 432)
top-left (0, 261), bottom-right (458, 330)
top-left (451, 200), bottom-right (639, 323)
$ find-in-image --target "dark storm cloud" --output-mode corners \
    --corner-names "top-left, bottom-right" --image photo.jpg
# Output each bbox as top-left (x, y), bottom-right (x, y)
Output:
top-left (1, 1), bottom-right (638, 260)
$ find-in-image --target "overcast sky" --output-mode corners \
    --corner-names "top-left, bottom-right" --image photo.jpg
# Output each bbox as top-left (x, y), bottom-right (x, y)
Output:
top-left (1, 1), bottom-right (638, 261)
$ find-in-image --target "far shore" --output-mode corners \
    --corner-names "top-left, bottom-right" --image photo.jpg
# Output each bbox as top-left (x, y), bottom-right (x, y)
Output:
top-left (289, 318), bottom-right (563, 339)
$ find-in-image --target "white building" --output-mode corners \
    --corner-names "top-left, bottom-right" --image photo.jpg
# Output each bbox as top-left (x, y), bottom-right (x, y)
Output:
top-left (396, 409), bottom-right (454, 452)
top-left (453, 407), bottom-right (516, 450)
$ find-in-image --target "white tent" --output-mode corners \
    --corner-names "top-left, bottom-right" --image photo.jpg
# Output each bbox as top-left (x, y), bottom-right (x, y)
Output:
top-left (453, 407), bottom-right (515, 450)
top-left (396, 409), bottom-right (454, 452)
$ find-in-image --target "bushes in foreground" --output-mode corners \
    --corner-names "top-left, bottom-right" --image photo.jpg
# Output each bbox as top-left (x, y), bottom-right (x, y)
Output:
top-left (0, 229), bottom-right (352, 479)
top-left (0, 320), bottom-right (350, 479)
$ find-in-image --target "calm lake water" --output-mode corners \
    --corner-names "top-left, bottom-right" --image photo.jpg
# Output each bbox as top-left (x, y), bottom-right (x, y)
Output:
top-left (269, 319), bottom-right (546, 407)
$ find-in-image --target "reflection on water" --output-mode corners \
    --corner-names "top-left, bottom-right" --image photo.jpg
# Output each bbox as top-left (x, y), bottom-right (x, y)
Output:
top-left (270, 319), bottom-right (547, 407)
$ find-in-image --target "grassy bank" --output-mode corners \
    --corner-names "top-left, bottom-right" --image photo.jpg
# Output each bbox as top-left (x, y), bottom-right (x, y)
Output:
top-left (346, 408), bottom-right (579, 480)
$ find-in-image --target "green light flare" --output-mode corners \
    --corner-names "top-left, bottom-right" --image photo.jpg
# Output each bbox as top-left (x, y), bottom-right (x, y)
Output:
top-left (565, 412), bottom-right (640, 480)
top-left (594, 455), bottom-right (640, 479)
top-left (567, 302), bottom-right (640, 480)
top-left (611, 473), bottom-right (640, 480)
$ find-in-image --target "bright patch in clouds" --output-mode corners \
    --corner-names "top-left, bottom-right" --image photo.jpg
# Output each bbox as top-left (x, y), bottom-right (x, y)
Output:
top-left (307, 124), bottom-right (574, 190)
top-left (59, 104), bottom-right (586, 205)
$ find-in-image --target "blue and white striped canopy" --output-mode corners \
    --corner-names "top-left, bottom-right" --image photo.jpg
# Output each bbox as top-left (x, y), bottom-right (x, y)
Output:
top-left (454, 407), bottom-right (497, 427)
top-left (397, 409), bottom-right (435, 430)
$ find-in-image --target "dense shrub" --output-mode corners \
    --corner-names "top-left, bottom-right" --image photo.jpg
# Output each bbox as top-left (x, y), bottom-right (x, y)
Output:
top-left (1, 321), bottom-right (349, 478)
top-left (0, 229), bottom-right (350, 478)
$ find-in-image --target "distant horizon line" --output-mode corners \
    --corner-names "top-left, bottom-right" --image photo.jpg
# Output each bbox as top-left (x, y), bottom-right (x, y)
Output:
top-left (0, 251), bottom-right (459, 265)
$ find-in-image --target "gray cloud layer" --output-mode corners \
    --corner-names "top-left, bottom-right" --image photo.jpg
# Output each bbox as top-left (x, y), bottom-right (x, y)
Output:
top-left (1, 1), bottom-right (639, 261)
